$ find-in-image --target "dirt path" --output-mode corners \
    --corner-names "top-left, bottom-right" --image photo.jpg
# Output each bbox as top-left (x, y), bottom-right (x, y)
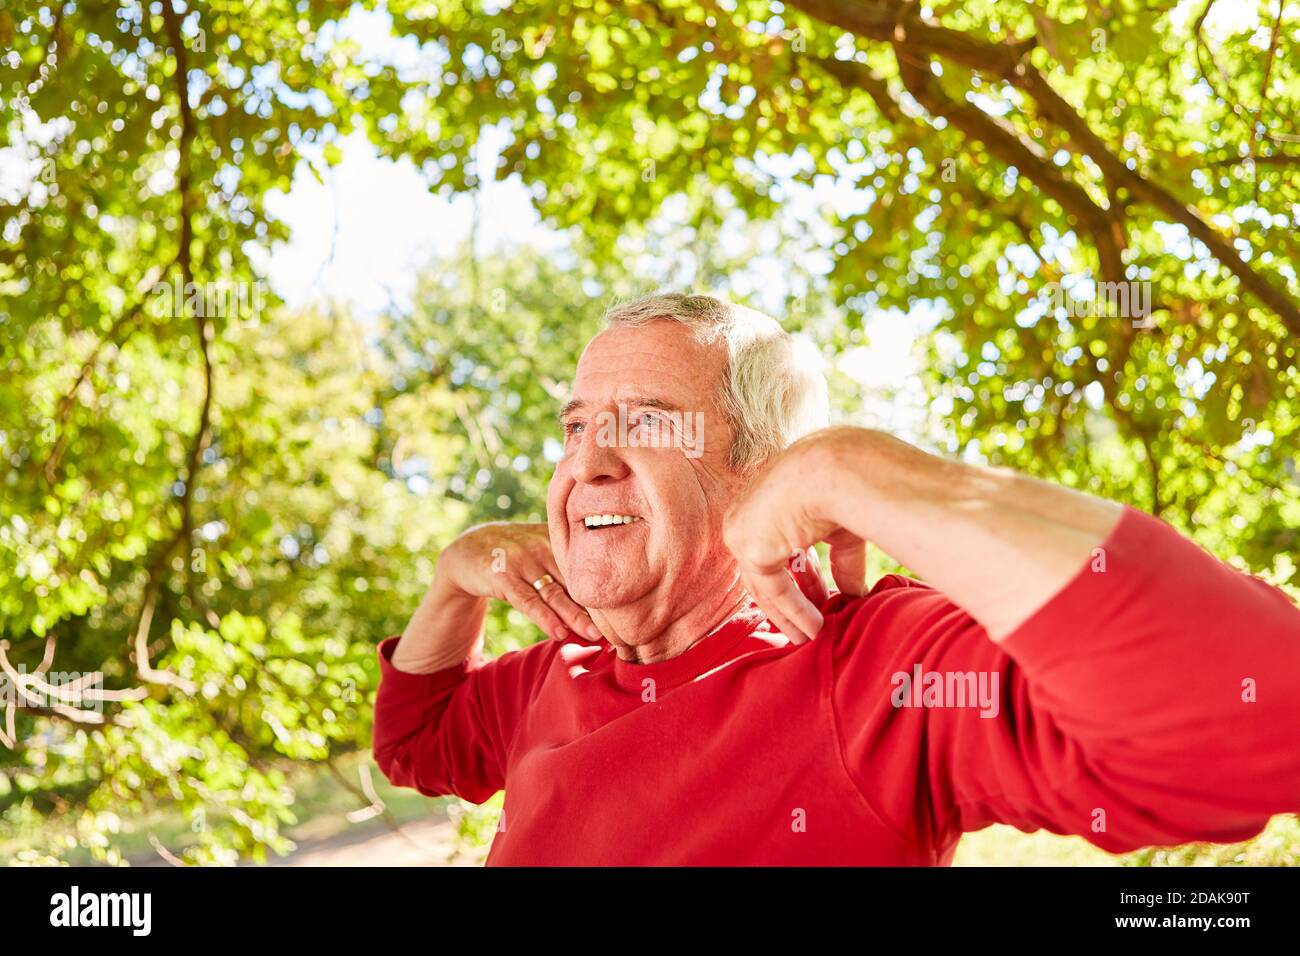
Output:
top-left (127, 810), bottom-right (490, 867)
top-left (265, 814), bottom-right (488, 866)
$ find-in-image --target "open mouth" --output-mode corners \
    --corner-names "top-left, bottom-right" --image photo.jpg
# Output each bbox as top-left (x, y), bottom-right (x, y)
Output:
top-left (581, 514), bottom-right (643, 531)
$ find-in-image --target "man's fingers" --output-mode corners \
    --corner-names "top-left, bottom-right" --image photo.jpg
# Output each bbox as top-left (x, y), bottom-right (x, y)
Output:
top-left (748, 566), bottom-right (825, 643)
top-left (518, 554), bottom-right (602, 641)
top-left (828, 531), bottom-right (868, 598)
top-left (742, 571), bottom-right (808, 645)
top-left (535, 552), bottom-right (605, 641)
top-left (764, 604), bottom-right (811, 646)
top-left (506, 580), bottom-right (571, 642)
top-left (789, 547), bottom-right (830, 609)
top-left (538, 578), bottom-right (603, 641)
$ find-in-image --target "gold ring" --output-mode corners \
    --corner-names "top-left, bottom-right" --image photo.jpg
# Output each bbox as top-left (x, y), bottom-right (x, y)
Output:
top-left (532, 573), bottom-right (555, 591)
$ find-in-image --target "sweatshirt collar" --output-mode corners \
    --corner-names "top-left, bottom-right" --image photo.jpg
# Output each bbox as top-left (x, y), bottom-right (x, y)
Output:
top-left (610, 601), bottom-right (773, 693)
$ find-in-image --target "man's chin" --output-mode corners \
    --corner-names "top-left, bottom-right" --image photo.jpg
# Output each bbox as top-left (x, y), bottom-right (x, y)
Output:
top-left (566, 575), bottom-right (648, 612)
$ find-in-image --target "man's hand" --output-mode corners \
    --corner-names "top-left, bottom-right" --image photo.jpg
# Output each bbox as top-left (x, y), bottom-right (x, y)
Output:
top-left (392, 522), bottom-right (602, 673)
top-left (726, 424), bottom-right (1124, 645)
top-left (723, 429), bottom-right (868, 645)
top-left (435, 522), bottom-right (603, 643)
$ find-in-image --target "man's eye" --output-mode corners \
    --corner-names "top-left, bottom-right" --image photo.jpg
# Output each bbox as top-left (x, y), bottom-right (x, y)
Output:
top-left (564, 421), bottom-right (585, 436)
top-left (636, 412), bottom-right (667, 428)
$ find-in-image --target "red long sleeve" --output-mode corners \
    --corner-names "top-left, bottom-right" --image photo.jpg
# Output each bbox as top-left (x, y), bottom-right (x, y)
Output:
top-left (828, 505), bottom-right (1300, 857)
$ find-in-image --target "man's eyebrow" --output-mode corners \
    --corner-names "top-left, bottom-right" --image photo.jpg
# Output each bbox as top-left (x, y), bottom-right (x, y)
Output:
top-left (557, 396), bottom-right (684, 423)
top-left (558, 399), bottom-right (586, 423)
top-left (626, 396), bottom-right (683, 414)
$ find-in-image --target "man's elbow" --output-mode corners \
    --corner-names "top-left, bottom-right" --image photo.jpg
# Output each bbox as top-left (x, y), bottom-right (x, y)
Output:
top-left (371, 736), bottom-right (402, 788)
top-left (371, 726), bottom-right (427, 792)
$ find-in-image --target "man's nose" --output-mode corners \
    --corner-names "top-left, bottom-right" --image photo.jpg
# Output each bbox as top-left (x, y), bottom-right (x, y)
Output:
top-left (570, 425), bottom-right (631, 484)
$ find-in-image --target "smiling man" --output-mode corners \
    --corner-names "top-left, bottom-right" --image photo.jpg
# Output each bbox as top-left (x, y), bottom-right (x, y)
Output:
top-left (373, 293), bottom-right (1300, 865)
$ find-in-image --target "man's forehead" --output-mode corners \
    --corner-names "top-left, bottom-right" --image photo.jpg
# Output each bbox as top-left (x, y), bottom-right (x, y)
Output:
top-left (570, 322), bottom-right (726, 406)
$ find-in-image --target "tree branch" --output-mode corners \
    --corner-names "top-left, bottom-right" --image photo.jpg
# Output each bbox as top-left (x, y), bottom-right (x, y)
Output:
top-left (1194, 0), bottom-right (1299, 145)
top-left (808, 54), bottom-right (1044, 250)
top-left (41, 263), bottom-right (170, 484)
top-left (813, 55), bottom-right (900, 123)
top-left (118, 0), bottom-right (214, 699)
top-left (892, 50), bottom-right (1128, 287)
top-left (784, 0), bottom-right (1300, 335)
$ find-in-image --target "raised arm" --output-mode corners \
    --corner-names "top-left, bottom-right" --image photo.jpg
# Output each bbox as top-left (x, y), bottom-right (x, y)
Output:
top-left (723, 424), bottom-right (1125, 642)
top-left (373, 522), bottom-right (600, 801)
top-left (389, 522), bottom-right (601, 674)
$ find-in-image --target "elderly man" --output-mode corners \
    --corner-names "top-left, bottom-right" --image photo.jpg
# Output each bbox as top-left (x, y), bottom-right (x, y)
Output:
top-left (373, 294), bottom-right (1300, 865)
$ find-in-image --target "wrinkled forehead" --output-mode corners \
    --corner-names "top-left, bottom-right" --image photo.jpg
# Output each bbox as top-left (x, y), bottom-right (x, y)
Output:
top-left (571, 321), bottom-right (728, 414)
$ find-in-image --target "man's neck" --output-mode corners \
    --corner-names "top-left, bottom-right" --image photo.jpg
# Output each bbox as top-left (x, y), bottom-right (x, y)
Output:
top-left (590, 581), bottom-right (750, 665)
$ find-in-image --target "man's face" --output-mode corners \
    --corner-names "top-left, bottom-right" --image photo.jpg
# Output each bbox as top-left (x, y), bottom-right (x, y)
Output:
top-left (547, 320), bottom-right (745, 612)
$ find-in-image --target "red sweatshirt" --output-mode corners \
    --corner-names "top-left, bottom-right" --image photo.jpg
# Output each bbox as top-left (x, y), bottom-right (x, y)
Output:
top-left (372, 506), bottom-right (1300, 865)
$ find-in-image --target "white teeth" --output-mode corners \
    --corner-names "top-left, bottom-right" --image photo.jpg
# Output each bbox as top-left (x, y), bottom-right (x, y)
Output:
top-left (583, 514), bottom-right (641, 528)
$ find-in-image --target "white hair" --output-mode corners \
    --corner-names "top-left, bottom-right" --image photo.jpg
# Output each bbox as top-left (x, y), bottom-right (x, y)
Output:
top-left (602, 293), bottom-right (830, 472)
